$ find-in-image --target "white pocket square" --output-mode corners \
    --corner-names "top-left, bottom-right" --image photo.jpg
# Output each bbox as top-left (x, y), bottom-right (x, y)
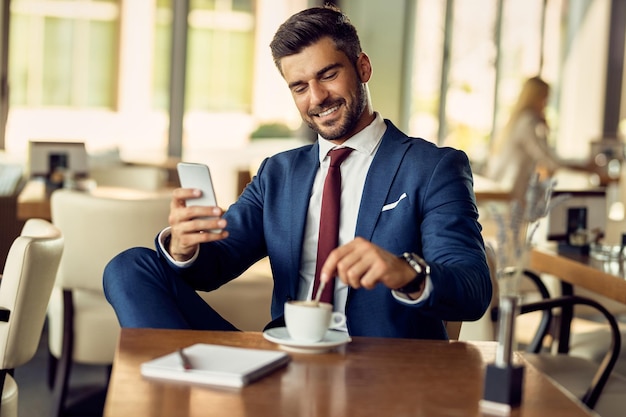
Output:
top-left (382, 192), bottom-right (407, 212)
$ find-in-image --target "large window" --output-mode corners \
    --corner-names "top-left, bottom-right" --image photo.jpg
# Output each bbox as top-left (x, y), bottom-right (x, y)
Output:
top-left (9, 0), bottom-right (120, 108)
top-left (409, 0), bottom-right (576, 169)
top-left (408, 0), bottom-right (445, 145)
top-left (3, 0), bottom-right (613, 170)
top-left (153, 0), bottom-right (255, 113)
top-left (443, 0), bottom-right (498, 163)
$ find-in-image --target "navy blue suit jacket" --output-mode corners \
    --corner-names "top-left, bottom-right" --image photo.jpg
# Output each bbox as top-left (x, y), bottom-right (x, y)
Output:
top-left (161, 120), bottom-right (492, 339)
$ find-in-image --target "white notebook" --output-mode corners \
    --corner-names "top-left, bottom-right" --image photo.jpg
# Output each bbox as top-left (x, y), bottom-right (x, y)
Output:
top-left (140, 343), bottom-right (290, 388)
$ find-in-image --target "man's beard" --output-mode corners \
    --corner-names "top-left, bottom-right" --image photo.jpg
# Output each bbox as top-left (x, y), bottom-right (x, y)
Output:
top-left (306, 82), bottom-right (367, 141)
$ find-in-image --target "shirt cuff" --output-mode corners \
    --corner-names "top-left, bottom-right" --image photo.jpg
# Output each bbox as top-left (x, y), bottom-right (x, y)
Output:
top-left (392, 275), bottom-right (433, 304)
top-left (158, 227), bottom-right (199, 268)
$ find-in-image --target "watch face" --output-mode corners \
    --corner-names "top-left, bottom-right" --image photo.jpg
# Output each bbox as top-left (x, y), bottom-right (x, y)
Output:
top-left (403, 253), bottom-right (423, 272)
top-left (399, 253), bottom-right (428, 294)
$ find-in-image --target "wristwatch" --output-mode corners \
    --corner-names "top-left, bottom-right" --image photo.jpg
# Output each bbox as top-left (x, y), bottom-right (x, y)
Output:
top-left (397, 252), bottom-right (430, 295)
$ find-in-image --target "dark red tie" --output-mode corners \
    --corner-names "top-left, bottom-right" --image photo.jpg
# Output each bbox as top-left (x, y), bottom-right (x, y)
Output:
top-left (312, 147), bottom-right (353, 304)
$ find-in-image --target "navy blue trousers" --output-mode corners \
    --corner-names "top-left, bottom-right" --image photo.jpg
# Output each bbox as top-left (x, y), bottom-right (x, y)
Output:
top-left (103, 247), bottom-right (238, 331)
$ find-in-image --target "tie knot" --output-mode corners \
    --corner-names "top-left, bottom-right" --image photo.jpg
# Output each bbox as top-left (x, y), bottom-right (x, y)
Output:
top-left (328, 147), bottom-right (353, 167)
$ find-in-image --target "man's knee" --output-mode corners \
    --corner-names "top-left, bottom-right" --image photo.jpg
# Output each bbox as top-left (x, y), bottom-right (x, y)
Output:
top-left (103, 247), bottom-right (157, 296)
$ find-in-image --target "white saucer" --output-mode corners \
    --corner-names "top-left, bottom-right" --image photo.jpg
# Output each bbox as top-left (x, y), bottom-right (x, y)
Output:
top-left (263, 327), bottom-right (351, 354)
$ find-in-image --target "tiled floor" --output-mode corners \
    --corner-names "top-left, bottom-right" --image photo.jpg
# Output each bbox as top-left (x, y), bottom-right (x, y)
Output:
top-left (14, 323), bottom-right (109, 417)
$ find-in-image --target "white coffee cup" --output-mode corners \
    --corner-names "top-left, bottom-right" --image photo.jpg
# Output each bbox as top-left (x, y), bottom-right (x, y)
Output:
top-left (284, 301), bottom-right (346, 343)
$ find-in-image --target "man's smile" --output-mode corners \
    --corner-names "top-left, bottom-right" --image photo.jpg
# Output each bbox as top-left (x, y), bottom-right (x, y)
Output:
top-left (317, 105), bottom-right (340, 117)
top-left (312, 104), bottom-right (341, 118)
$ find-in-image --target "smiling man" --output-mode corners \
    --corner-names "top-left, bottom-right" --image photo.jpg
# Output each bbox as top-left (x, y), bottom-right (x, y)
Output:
top-left (281, 35), bottom-right (372, 142)
top-left (103, 5), bottom-right (492, 340)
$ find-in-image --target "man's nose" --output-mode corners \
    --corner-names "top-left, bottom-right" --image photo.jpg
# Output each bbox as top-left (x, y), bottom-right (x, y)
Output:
top-left (309, 81), bottom-right (329, 106)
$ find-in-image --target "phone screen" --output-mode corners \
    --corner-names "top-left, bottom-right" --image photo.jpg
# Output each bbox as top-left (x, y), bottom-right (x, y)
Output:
top-left (176, 162), bottom-right (221, 232)
top-left (177, 162), bottom-right (218, 207)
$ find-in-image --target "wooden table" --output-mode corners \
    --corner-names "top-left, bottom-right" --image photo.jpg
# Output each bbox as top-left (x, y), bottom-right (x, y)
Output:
top-left (473, 174), bottom-right (511, 202)
top-left (530, 244), bottom-right (626, 305)
top-left (530, 243), bottom-right (626, 352)
top-left (16, 179), bottom-right (51, 220)
top-left (104, 328), bottom-right (593, 417)
top-left (473, 170), bottom-right (603, 203)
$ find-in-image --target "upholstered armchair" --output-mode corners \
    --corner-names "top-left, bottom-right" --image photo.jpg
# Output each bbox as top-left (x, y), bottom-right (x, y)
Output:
top-left (0, 219), bottom-right (63, 417)
top-left (48, 188), bottom-right (171, 417)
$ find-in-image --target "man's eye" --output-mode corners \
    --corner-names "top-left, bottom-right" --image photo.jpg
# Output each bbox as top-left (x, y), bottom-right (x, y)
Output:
top-left (321, 72), bottom-right (338, 81)
top-left (292, 85), bottom-right (307, 94)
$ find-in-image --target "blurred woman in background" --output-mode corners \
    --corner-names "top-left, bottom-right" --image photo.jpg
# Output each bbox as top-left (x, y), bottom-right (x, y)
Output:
top-left (485, 76), bottom-right (564, 200)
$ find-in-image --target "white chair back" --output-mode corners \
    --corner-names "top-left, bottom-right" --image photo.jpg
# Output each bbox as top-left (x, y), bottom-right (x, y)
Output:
top-left (50, 188), bottom-right (171, 292)
top-left (47, 188), bottom-right (170, 417)
top-left (0, 219), bottom-right (63, 417)
top-left (0, 219), bottom-right (63, 369)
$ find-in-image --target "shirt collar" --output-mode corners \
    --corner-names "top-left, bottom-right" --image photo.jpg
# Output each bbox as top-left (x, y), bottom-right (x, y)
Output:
top-left (317, 112), bottom-right (386, 163)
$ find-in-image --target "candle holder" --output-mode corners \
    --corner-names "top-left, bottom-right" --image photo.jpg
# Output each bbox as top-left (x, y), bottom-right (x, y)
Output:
top-left (480, 296), bottom-right (525, 414)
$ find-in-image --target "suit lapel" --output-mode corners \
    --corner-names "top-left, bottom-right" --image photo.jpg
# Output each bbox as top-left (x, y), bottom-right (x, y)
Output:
top-left (355, 122), bottom-right (410, 240)
top-left (287, 143), bottom-right (319, 294)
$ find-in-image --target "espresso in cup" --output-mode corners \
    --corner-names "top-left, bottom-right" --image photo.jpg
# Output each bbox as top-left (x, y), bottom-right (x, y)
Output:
top-left (284, 301), bottom-right (346, 343)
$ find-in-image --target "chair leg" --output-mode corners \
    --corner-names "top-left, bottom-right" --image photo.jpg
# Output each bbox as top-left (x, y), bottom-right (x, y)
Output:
top-left (47, 350), bottom-right (58, 389)
top-left (50, 290), bottom-right (74, 417)
top-left (521, 295), bottom-right (622, 409)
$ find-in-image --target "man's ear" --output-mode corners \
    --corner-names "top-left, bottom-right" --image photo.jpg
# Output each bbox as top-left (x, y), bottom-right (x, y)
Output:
top-left (356, 53), bottom-right (372, 83)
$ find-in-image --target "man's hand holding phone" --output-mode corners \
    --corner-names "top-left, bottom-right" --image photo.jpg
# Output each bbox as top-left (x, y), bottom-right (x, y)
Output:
top-left (168, 163), bottom-right (229, 262)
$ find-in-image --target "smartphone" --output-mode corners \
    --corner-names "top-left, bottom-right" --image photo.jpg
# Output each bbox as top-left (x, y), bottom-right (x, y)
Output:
top-left (176, 162), bottom-right (222, 233)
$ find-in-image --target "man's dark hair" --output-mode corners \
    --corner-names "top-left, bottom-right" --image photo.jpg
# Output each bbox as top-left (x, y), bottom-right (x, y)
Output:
top-left (270, 5), bottom-right (362, 74)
